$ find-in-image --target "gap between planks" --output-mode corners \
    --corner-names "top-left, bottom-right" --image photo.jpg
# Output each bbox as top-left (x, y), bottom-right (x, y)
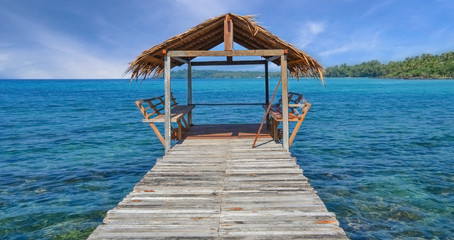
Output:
top-left (88, 138), bottom-right (348, 239)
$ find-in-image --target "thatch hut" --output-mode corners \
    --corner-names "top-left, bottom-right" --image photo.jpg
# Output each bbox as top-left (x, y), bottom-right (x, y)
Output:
top-left (128, 13), bottom-right (324, 152)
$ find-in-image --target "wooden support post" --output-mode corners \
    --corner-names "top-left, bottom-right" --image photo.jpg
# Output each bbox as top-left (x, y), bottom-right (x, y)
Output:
top-left (187, 61), bottom-right (193, 126)
top-left (281, 53), bottom-right (289, 151)
top-left (265, 62), bottom-right (269, 104)
top-left (252, 78), bottom-right (281, 148)
top-left (265, 62), bottom-right (270, 128)
top-left (177, 119), bottom-right (182, 142)
top-left (164, 54), bottom-right (171, 152)
top-left (224, 15), bottom-right (233, 62)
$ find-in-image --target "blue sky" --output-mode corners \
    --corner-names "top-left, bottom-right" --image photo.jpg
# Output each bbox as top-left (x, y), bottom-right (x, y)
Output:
top-left (0, 0), bottom-right (453, 79)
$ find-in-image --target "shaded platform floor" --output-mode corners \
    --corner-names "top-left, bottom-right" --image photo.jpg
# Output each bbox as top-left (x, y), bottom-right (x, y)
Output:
top-left (89, 139), bottom-right (348, 239)
top-left (185, 123), bottom-right (272, 140)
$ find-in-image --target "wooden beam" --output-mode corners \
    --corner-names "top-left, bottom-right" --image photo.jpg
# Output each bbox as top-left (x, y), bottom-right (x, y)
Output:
top-left (168, 49), bottom-right (284, 57)
top-left (265, 62), bottom-right (269, 104)
top-left (164, 55), bottom-right (171, 153)
top-left (224, 15), bottom-right (233, 51)
top-left (173, 57), bottom-right (188, 64)
top-left (225, 15), bottom-right (233, 62)
top-left (281, 54), bottom-right (289, 152)
top-left (266, 55), bottom-right (280, 62)
top-left (187, 61), bottom-right (192, 126)
top-left (265, 62), bottom-right (270, 127)
top-left (289, 103), bottom-right (311, 147)
top-left (191, 60), bottom-right (266, 66)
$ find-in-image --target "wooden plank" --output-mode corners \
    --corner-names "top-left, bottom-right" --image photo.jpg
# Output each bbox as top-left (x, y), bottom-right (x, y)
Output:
top-left (167, 49), bottom-right (285, 57)
top-left (89, 139), bottom-right (348, 239)
top-left (191, 60), bottom-right (267, 66)
top-left (144, 105), bottom-right (195, 122)
top-left (263, 104), bottom-right (300, 121)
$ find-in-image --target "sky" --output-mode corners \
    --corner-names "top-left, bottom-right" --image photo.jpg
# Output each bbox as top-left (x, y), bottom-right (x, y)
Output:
top-left (0, 0), bottom-right (453, 79)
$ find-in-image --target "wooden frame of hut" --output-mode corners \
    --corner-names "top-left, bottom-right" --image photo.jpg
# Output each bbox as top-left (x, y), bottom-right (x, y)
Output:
top-left (128, 13), bottom-right (324, 153)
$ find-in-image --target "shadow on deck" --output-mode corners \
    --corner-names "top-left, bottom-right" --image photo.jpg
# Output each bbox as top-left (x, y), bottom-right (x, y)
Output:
top-left (184, 123), bottom-right (272, 140)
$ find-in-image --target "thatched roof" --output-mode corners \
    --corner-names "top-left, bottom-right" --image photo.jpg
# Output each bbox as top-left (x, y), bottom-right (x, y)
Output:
top-left (127, 13), bottom-right (324, 81)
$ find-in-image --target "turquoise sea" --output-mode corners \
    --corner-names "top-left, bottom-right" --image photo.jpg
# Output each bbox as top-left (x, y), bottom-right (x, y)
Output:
top-left (0, 78), bottom-right (453, 239)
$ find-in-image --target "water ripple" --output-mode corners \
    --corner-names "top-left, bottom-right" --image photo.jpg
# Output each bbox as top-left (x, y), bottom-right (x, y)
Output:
top-left (1, 79), bottom-right (454, 239)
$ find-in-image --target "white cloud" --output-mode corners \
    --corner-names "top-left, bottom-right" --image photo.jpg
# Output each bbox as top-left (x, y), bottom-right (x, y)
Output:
top-left (0, 9), bottom-right (128, 79)
top-left (1, 46), bottom-right (127, 79)
top-left (319, 32), bottom-right (380, 57)
top-left (0, 1), bottom-right (273, 78)
top-left (319, 45), bottom-right (354, 57)
top-left (296, 21), bottom-right (326, 48)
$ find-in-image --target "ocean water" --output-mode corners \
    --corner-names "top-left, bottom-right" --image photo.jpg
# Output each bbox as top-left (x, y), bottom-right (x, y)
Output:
top-left (0, 78), bottom-right (453, 239)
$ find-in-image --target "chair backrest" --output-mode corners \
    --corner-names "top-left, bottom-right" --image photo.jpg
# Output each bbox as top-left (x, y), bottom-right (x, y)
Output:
top-left (278, 92), bottom-right (309, 117)
top-left (135, 93), bottom-right (178, 120)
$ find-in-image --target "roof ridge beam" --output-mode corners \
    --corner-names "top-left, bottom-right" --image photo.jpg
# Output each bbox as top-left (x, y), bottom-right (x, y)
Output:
top-left (224, 15), bottom-right (234, 51)
top-left (224, 15), bottom-right (234, 62)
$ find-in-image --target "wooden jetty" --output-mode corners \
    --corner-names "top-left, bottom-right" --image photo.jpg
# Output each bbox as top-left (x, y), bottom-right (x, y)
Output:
top-left (89, 138), bottom-right (347, 239)
top-left (90, 13), bottom-right (348, 239)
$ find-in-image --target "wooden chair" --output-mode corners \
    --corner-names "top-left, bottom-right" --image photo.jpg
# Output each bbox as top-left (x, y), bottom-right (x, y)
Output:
top-left (263, 92), bottom-right (311, 147)
top-left (135, 93), bottom-right (195, 145)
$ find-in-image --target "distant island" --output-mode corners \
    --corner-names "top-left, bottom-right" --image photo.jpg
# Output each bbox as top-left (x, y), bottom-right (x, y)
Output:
top-left (324, 51), bottom-right (454, 79)
top-left (169, 69), bottom-right (282, 79)
top-left (163, 51), bottom-right (453, 79)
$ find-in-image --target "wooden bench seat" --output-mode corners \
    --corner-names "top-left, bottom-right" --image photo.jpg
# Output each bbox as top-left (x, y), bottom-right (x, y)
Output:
top-left (267, 104), bottom-right (300, 121)
top-left (143, 105), bottom-right (195, 123)
top-left (263, 92), bottom-right (311, 147)
top-left (136, 93), bottom-right (194, 145)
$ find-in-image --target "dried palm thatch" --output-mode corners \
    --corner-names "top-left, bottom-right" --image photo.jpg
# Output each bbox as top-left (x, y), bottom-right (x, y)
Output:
top-left (127, 13), bottom-right (324, 82)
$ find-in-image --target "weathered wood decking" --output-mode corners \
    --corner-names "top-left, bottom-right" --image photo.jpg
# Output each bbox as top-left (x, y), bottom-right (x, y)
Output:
top-left (89, 139), bottom-right (348, 239)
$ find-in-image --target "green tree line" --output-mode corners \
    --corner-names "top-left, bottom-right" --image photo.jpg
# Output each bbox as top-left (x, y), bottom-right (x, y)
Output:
top-left (325, 51), bottom-right (454, 79)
